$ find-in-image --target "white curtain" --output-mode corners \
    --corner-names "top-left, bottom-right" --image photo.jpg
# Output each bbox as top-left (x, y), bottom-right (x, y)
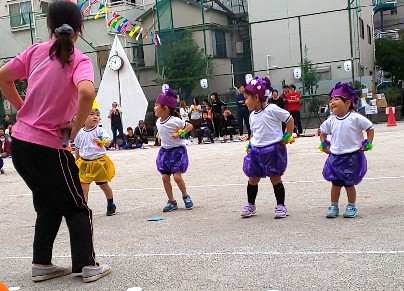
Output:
top-left (20, 2), bottom-right (32, 25)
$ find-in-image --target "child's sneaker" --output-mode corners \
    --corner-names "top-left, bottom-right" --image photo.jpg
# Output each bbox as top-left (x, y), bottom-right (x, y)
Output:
top-left (240, 203), bottom-right (256, 217)
top-left (274, 204), bottom-right (287, 219)
top-left (106, 204), bottom-right (116, 216)
top-left (343, 205), bottom-right (358, 218)
top-left (182, 195), bottom-right (193, 209)
top-left (163, 200), bottom-right (178, 212)
top-left (326, 205), bottom-right (339, 218)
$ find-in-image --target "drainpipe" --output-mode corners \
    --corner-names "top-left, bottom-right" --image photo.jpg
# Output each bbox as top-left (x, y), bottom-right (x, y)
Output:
top-left (298, 16), bottom-right (304, 94)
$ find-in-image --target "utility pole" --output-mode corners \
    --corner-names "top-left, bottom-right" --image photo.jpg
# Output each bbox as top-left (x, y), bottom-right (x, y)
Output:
top-left (348, 0), bottom-right (355, 84)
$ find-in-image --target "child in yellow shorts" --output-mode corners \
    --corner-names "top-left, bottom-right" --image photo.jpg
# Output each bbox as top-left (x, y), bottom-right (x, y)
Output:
top-left (74, 108), bottom-right (117, 216)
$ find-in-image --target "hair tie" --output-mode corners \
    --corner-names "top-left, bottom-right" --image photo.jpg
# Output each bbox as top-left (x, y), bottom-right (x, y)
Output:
top-left (55, 24), bottom-right (75, 37)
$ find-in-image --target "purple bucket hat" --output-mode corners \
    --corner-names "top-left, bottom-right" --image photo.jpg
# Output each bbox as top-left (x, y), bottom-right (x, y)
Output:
top-left (156, 88), bottom-right (177, 109)
top-left (245, 77), bottom-right (273, 101)
top-left (329, 82), bottom-right (358, 105)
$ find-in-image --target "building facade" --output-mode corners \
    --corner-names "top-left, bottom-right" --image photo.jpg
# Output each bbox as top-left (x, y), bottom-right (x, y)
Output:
top-left (247, 0), bottom-right (375, 94)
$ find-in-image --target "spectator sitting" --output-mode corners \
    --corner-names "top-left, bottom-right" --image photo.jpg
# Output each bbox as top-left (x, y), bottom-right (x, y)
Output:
top-left (196, 111), bottom-right (214, 144)
top-left (221, 109), bottom-right (236, 142)
top-left (0, 128), bottom-right (12, 174)
top-left (205, 103), bottom-right (213, 122)
top-left (135, 120), bottom-right (148, 145)
top-left (123, 127), bottom-right (141, 149)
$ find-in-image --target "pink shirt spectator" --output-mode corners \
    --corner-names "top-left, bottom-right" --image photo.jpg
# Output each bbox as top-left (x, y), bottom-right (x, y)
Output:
top-left (6, 39), bottom-right (94, 149)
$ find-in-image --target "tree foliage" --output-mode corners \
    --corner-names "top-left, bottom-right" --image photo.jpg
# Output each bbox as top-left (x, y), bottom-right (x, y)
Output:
top-left (375, 37), bottom-right (404, 82)
top-left (159, 30), bottom-right (208, 97)
top-left (300, 46), bottom-right (319, 95)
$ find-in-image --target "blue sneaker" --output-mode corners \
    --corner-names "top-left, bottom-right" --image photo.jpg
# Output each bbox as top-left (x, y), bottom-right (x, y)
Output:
top-left (326, 205), bottom-right (339, 218)
top-left (163, 200), bottom-right (178, 212)
top-left (343, 205), bottom-right (358, 218)
top-left (182, 195), bottom-right (193, 209)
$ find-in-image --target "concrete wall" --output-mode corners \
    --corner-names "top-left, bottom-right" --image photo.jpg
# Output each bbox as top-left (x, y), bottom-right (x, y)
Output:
top-left (247, 0), bottom-right (375, 93)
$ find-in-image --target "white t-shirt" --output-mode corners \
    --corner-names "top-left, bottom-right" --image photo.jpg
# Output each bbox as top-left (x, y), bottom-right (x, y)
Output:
top-left (320, 111), bottom-right (373, 154)
top-left (189, 105), bottom-right (201, 120)
top-left (180, 107), bottom-right (189, 121)
top-left (74, 126), bottom-right (110, 160)
top-left (156, 116), bottom-right (186, 149)
top-left (250, 103), bottom-right (292, 147)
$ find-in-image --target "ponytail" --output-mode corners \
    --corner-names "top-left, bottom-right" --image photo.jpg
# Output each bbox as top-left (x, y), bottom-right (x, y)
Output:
top-left (49, 33), bottom-right (74, 66)
top-left (47, 1), bottom-right (83, 67)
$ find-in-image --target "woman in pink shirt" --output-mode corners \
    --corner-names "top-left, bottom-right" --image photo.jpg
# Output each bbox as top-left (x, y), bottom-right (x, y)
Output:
top-left (0, 1), bottom-right (110, 283)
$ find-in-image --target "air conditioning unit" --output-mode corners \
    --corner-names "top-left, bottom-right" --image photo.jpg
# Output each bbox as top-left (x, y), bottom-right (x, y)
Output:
top-left (235, 42), bottom-right (243, 54)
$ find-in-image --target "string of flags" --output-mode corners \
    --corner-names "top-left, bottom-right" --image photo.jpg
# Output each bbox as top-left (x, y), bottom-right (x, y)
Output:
top-left (77, 0), bottom-right (162, 46)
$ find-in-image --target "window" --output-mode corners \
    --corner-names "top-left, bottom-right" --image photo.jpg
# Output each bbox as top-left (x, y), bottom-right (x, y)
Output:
top-left (367, 25), bottom-right (372, 44)
top-left (9, 1), bottom-right (32, 28)
top-left (359, 17), bottom-right (364, 39)
top-left (212, 30), bottom-right (232, 58)
top-left (40, 1), bottom-right (50, 14)
top-left (132, 44), bottom-right (145, 68)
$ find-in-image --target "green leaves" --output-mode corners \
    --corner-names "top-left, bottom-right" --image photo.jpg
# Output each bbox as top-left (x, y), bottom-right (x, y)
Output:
top-left (160, 30), bottom-right (208, 97)
top-left (301, 46), bottom-right (319, 95)
top-left (375, 37), bottom-right (404, 82)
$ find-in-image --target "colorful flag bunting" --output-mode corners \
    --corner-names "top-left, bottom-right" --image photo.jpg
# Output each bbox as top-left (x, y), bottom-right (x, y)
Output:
top-left (94, 6), bottom-right (109, 19)
top-left (107, 12), bottom-right (120, 26)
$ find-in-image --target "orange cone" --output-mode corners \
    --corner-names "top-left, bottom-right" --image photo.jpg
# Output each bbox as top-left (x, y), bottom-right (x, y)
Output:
top-left (387, 106), bottom-right (397, 127)
top-left (0, 281), bottom-right (8, 291)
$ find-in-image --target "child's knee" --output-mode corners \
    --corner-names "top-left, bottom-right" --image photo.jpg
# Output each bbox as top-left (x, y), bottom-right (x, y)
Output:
top-left (173, 173), bottom-right (183, 183)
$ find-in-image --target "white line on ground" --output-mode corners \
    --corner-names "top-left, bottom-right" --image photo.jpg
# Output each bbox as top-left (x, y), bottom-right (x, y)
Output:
top-left (11, 175), bottom-right (404, 196)
top-left (3, 250), bottom-right (404, 260)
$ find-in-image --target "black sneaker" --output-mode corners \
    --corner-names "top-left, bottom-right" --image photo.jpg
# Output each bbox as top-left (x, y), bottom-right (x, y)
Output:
top-left (106, 204), bottom-right (116, 216)
top-left (0, 169), bottom-right (4, 174)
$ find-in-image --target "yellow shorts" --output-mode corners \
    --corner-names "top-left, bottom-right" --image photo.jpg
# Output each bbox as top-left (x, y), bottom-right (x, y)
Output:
top-left (76, 155), bottom-right (115, 184)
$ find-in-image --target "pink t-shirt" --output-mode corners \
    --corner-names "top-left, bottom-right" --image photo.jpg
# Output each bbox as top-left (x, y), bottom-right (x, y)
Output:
top-left (6, 39), bottom-right (94, 149)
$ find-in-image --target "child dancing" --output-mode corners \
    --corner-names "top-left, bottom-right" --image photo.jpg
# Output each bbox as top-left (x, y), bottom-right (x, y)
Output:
top-left (154, 88), bottom-right (194, 212)
top-left (75, 104), bottom-right (117, 216)
top-left (320, 82), bottom-right (374, 218)
top-left (241, 77), bottom-right (295, 218)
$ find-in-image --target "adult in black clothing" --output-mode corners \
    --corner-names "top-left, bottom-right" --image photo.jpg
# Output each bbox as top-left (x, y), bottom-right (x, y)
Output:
top-left (210, 92), bottom-right (226, 138)
top-left (235, 85), bottom-right (251, 137)
top-left (196, 111), bottom-right (214, 144)
top-left (269, 89), bottom-right (285, 108)
top-left (2, 114), bottom-right (10, 131)
top-left (221, 109), bottom-right (236, 141)
top-left (134, 120), bottom-right (148, 145)
top-left (269, 89), bottom-right (286, 132)
top-left (108, 102), bottom-right (124, 145)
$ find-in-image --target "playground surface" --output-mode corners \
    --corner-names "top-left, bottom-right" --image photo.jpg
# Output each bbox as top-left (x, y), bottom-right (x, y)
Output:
top-left (1, 122), bottom-right (404, 291)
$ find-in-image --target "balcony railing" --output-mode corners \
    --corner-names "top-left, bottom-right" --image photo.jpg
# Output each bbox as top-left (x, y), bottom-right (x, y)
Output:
top-left (373, 0), bottom-right (397, 12)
